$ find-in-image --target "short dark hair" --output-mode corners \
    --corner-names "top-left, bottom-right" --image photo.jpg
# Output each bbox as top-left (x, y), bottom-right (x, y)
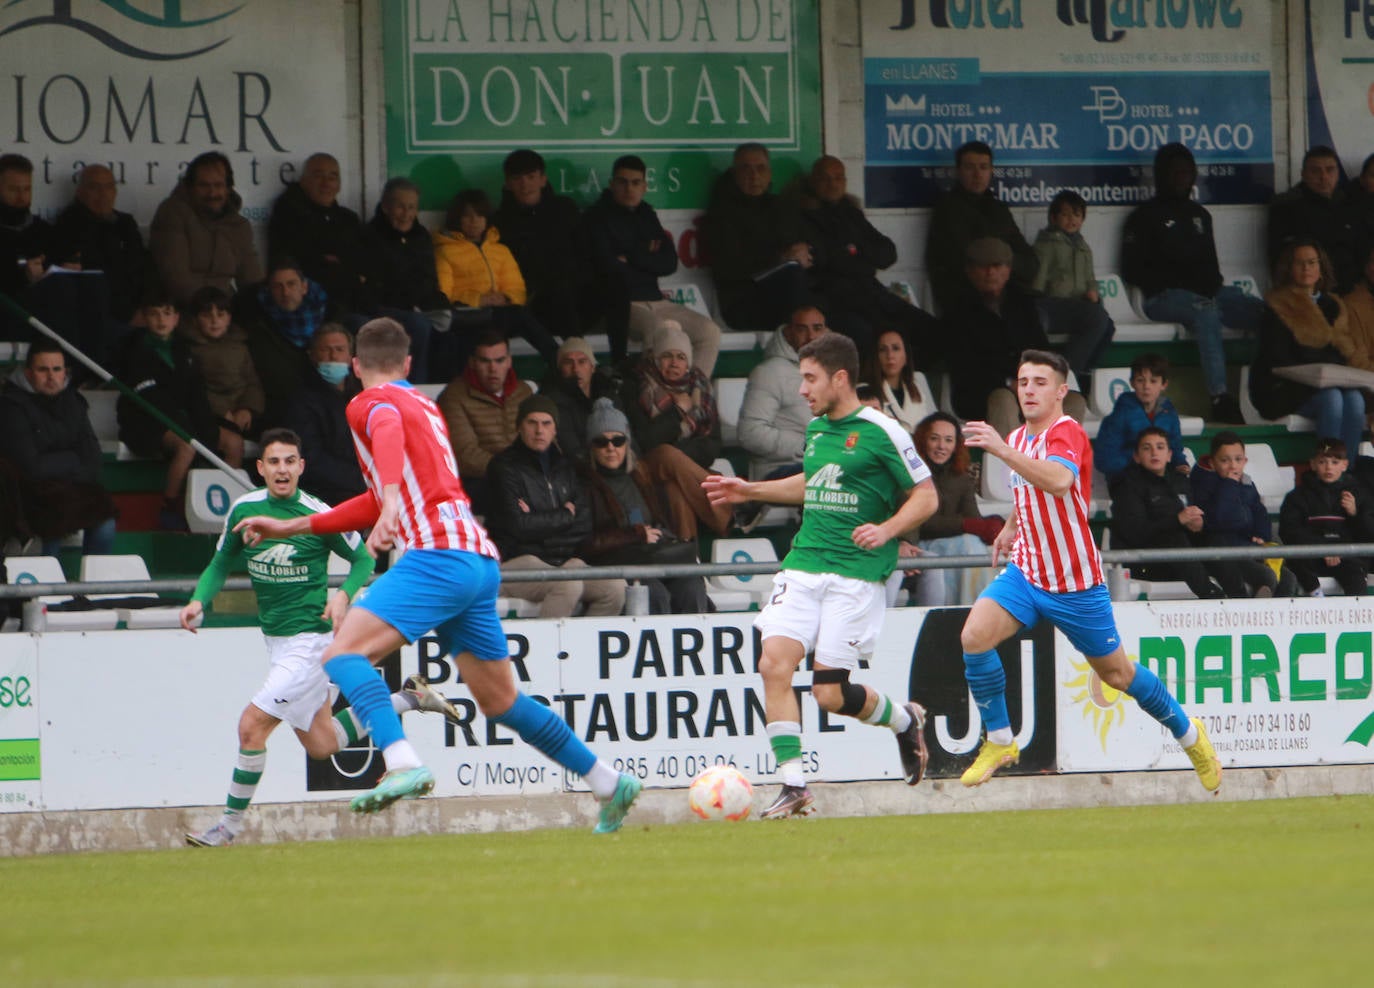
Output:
top-left (140, 285), bottom-right (178, 310)
top-left (380, 176), bottom-right (419, 203)
top-left (25, 339), bottom-right (65, 367)
top-left (1049, 189), bottom-right (1087, 219)
top-left (267, 256), bottom-right (306, 280)
top-left (184, 150), bottom-right (233, 188)
top-left (0, 153), bottom-right (34, 177)
top-left (733, 142), bottom-right (769, 162)
top-left (955, 141), bottom-right (993, 166)
top-left (447, 188), bottom-right (493, 229)
top-left (1130, 352), bottom-right (1170, 381)
top-left (1209, 430), bottom-right (1244, 456)
top-left (1302, 145), bottom-right (1339, 169)
top-left (1018, 348), bottom-right (1069, 380)
top-left (355, 317), bottom-right (411, 371)
top-left (1135, 425), bottom-right (1170, 448)
top-left (612, 154), bottom-right (647, 175)
top-left (258, 427), bottom-right (302, 456)
top-left (502, 148), bottom-right (545, 177)
top-left (311, 321), bottom-right (352, 352)
top-left (798, 333), bottom-right (859, 385)
top-left (469, 328), bottom-right (511, 354)
top-left (1313, 436), bottom-right (1348, 460)
top-left (187, 285), bottom-right (232, 317)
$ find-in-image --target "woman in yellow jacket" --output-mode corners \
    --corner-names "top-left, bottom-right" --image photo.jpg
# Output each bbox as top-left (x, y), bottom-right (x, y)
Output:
top-left (433, 189), bottom-right (560, 366)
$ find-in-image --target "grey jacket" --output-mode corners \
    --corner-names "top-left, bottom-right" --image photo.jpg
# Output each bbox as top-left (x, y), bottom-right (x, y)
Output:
top-left (737, 327), bottom-right (815, 479)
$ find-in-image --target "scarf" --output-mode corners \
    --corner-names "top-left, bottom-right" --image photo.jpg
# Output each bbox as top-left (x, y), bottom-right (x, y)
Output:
top-left (256, 280), bottom-right (328, 348)
top-left (637, 360), bottom-right (716, 439)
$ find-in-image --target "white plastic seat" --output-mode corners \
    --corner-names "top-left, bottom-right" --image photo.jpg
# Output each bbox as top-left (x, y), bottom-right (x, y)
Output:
top-left (1097, 275), bottom-right (1179, 342)
top-left (708, 537), bottom-right (778, 607)
top-left (977, 452), bottom-right (1014, 517)
top-left (80, 554), bottom-right (182, 629)
top-left (1238, 366), bottom-right (1316, 433)
top-left (4, 556), bottom-right (118, 631)
top-left (1089, 367), bottom-right (1132, 419)
top-left (415, 383), bottom-right (444, 399)
top-left (714, 377), bottom-right (749, 444)
top-left (84, 389), bottom-right (125, 456)
top-left (185, 468), bottom-right (253, 535)
top-left (1242, 443), bottom-right (1296, 513)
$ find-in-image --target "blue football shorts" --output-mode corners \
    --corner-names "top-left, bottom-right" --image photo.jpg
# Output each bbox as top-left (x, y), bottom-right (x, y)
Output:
top-left (355, 548), bottom-right (509, 661)
top-left (978, 562), bottom-right (1122, 659)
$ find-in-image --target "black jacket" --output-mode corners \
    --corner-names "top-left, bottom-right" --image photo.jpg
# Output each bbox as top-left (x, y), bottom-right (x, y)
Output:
top-left (491, 185), bottom-right (582, 299)
top-left (800, 192), bottom-right (897, 300)
top-left (943, 286), bottom-right (1049, 421)
top-left (281, 372), bottom-right (366, 506)
top-left (1268, 183), bottom-right (1361, 293)
top-left (1279, 470), bottom-right (1374, 546)
top-left (116, 331), bottom-right (219, 452)
top-left (925, 186), bottom-right (1038, 312)
top-left (0, 384), bottom-right (103, 485)
top-left (1110, 462), bottom-right (1193, 550)
top-left (543, 369), bottom-right (625, 464)
top-left (267, 184), bottom-right (373, 311)
top-left (579, 189), bottom-right (677, 302)
top-left (486, 439), bottom-right (591, 565)
top-left (1249, 293), bottom-right (1345, 420)
top-left (1121, 194), bottom-right (1223, 299)
top-left (703, 172), bottom-right (807, 318)
top-left (50, 202), bottom-right (148, 321)
top-left (0, 205), bottom-right (54, 304)
top-left (364, 209), bottom-right (448, 312)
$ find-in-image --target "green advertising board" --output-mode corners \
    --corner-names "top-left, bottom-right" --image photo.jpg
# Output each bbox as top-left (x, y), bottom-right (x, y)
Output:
top-left (383, 0), bottom-right (821, 210)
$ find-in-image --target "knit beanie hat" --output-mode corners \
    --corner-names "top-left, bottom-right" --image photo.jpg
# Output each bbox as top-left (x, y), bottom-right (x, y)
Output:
top-left (556, 336), bottom-right (596, 366)
top-left (586, 397), bottom-right (630, 443)
top-left (516, 393), bottom-right (559, 425)
top-left (653, 319), bottom-right (692, 363)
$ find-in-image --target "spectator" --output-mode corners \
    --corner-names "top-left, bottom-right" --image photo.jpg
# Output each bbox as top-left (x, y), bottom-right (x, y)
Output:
top-left (1349, 152), bottom-right (1374, 268)
top-left (1268, 145), bottom-right (1361, 293)
top-left (365, 177), bottom-right (451, 382)
top-left (0, 341), bottom-right (116, 556)
top-left (241, 258), bottom-right (332, 426)
top-left (51, 163), bottom-right (148, 328)
top-left (703, 142), bottom-right (812, 332)
top-left (1030, 190), bottom-right (1115, 383)
top-left (150, 151), bottom-right (263, 306)
top-left (543, 337), bottom-right (623, 464)
top-left (944, 237), bottom-right (1086, 436)
top-left (1191, 431), bottom-right (1295, 598)
top-left (579, 398), bottom-right (710, 615)
top-left (486, 394), bottom-right (626, 618)
top-left (580, 154), bottom-right (720, 373)
top-left (0, 154), bottom-right (109, 369)
top-left (899, 412), bottom-right (1000, 607)
top-left (436, 331), bottom-right (533, 507)
top-left (1095, 352), bottom-right (1188, 484)
top-left (281, 323), bottom-right (365, 505)
top-left (925, 140), bottom-right (1038, 314)
top-left (1251, 239), bottom-right (1368, 459)
top-left (1111, 427), bottom-right (1221, 600)
top-left (433, 188), bottom-right (559, 368)
top-left (182, 286), bottom-right (265, 469)
top-left (1279, 437), bottom-right (1374, 597)
top-left (624, 321), bottom-right (720, 470)
top-left (861, 329), bottom-right (936, 434)
top-left (1343, 243), bottom-right (1374, 363)
top-left (491, 148), bottom-right (586, 340)
top-left (738, 305), bottom-right (827, 480)
top-left (116, 290), bottom-right (224, 528)
top-left (1122, 143), bottom-right (1262, 424)
top-left (798, 155), bottom-right (940, 358)
top-left (268, 153), bottom-right (372, 312)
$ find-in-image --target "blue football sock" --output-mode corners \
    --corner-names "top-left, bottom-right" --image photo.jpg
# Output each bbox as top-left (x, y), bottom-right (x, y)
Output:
top-left (963, 649), bottom-right (1011, 733)
top-left (324, 654), bottom-right (405, 750)
top-left (494, 692), bottom-right (596, 776)
top-left (1124, 662), bottom-right (1191, 739)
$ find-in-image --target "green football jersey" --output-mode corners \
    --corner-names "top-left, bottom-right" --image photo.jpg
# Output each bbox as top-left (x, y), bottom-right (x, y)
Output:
top-left (191, 488), bottom-right (374, 637)
top-left (783, 407), bottom-right (931, 582)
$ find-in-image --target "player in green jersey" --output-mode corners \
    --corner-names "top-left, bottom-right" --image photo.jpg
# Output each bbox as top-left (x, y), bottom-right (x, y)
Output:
top-left (180, 429), bottom-right (458, 847)
top-left (704, 334), bottom-right (939, 818)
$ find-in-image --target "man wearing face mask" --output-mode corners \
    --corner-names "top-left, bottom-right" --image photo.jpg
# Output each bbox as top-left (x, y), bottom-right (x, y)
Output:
top-left (281, 323), bottom-right (366, 505)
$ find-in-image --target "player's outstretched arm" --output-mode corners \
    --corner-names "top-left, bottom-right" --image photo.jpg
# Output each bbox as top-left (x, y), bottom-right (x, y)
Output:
top-left (963, 420), bottom-right (1074, 497)
top-left (702, 470), bottom-right (806, 507)
top-left (234, 513), bottom-right (311, 546)
top-left (852, 479), bottom-right (938, 551)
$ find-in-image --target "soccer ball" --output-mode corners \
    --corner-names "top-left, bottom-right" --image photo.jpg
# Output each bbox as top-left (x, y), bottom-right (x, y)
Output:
top-left (688, 765), bottom-right (753, 821)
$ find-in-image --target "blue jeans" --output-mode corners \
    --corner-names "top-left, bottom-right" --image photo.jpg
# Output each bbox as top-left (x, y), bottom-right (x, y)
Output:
top-left (41, 516), bottom-right (116, 557)
top-left (1142, 286), bottom-right (1264, 396)
top-left (1036, 297), bottom-right (1115, 377)
top-left (914, 533), bottom-right (990, 607)
top-left (1299, 387), bottom-right (1365, 460)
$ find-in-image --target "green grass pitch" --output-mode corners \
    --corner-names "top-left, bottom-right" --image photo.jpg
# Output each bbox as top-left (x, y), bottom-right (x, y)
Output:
top-left (2, 795), bottom-right (1369, 986)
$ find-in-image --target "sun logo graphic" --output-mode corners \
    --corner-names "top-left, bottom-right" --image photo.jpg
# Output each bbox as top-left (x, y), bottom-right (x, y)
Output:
top-left (1064, 656), bottom-right (1128, 751)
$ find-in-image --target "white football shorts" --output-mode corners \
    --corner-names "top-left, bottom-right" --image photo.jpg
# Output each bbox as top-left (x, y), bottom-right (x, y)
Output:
top-left (753, 569), bottom-right (887, 671)
top-left (252, 631), bottom-right (335, 732)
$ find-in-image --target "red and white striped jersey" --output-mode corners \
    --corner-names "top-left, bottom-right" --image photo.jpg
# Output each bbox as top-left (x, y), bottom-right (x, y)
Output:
top-left (1006, 415), bottom-right (1103, 592)
top-left (346, 382), bottom-right (500, 559)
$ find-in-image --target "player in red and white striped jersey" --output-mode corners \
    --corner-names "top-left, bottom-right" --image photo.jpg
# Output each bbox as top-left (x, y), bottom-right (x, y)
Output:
top-left (957, 349), bottom-right (1220, 793)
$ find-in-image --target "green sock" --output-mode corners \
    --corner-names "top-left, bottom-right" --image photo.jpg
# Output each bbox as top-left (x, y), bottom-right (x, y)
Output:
top-left (223, 748), bottom-right (266, 834)
top-left (766, 721), bottom-right (805, 787)
top-left (333, 708), bottom-right (364, 745)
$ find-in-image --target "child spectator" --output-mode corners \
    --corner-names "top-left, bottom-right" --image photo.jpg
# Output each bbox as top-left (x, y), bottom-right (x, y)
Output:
top-left (1031, 190), bottom-right (1114, 383)
top-left (1190, 431), bottom-right (1294, 598)
top-left (116, 290), bottom-right (224, 528)
top-left (1279, 437), bottom-right (1374, 596)
top-left (1095, 352), bottom-right (1188, 484)
top-left (1111, 427), bottom-right (1221, 599)
top-left (182, 286), bottom-right (265, 469)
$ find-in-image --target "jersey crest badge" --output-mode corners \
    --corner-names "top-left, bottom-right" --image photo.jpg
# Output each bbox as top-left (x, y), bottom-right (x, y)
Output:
top-left (845, 432), bottom-right (859, 449)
